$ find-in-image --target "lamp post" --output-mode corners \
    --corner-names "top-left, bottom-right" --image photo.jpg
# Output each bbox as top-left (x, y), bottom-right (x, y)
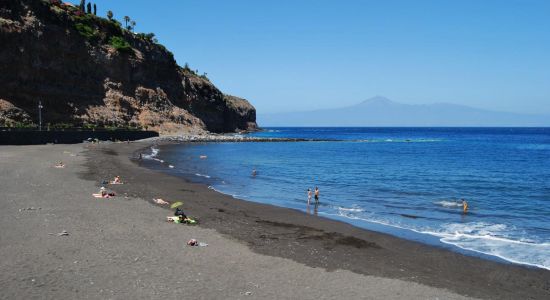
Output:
top-left (38, 100), bottom-right (43, 131)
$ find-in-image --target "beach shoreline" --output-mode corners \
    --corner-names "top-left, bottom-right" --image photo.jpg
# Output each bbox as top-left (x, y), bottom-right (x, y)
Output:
top-left (94, 140), bottom-right (549, 299)
top-left (0, 141), bottom-right (548, 299)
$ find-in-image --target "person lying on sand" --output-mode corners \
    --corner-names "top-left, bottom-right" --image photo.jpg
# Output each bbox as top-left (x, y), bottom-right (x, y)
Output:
top-left (166, 215), bottom-right (197, 224)
top-left (166, 215), bottom-right (186, 223)
top-left (187, 239), bottom-right (207, 246)
top-left (166, 208), bottom-right (198, 224)
top-left (54, 161), bottom-right (65, 168)
top-left (153, 198), bottom-right (169, 205)
top-left (92, 187), bottom-right (116, 198)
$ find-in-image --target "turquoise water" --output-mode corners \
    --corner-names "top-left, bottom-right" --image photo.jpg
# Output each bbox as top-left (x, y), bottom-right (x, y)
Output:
top-left (145, 128), bottom-right (550, 270)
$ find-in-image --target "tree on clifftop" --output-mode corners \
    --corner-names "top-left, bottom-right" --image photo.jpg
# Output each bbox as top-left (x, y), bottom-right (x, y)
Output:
top-left (124, 16), bottom-right (130, 28)
top-left (107, 10), bottom-right (113, 20)
top-left (86, 2), bottom-right (91, 14)
top-left (93, 4), bottom-right (97, 15)
top-left (79, 0), bottom-right (85, 12)
top-left (129, 20), bottom-right (136, 32)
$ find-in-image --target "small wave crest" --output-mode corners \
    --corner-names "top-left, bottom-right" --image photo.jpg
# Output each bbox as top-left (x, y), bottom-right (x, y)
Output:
top-left (336, 206), bottom-right (365, 213)
top-left (435, 200), bottom-right (462, 208)
top-left (142, 146), bottom-right (163, 162)
top-left (331, 209), bottom-right (550, 270)
top-left (195, 173), bottom-right (211, 178)
top-left (427, 222), bottom-right (550, 270)
top-left (354, 139), bottom-right (443, 143)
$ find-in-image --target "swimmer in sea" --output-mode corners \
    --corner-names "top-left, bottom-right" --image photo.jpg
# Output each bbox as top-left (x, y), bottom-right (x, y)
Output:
top-left (252, 168), bottom-right (257, 177)
top-left (462, 199), bottom-right (468, 214)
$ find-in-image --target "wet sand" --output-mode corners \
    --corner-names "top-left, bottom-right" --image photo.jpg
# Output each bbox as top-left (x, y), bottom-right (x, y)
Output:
top-left (0, 142), bottom-right (548, 299)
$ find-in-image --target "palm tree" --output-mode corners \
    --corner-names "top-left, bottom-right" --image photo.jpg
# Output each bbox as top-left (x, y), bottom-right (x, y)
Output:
top-left (107, 10), bottom-right (113, 20)
top-left (124, 16), bottom-right (130, 28)
top-left (130, 21), bottom-right (136, 32)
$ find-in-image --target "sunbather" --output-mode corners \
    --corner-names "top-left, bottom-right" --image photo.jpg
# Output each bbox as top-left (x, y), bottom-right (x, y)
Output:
top-left (92, 187), bottom-right (115, 198)
top-left (110, 176), bottom-right (123, 184)
top-left (153, 198), bottom-right (169, 205)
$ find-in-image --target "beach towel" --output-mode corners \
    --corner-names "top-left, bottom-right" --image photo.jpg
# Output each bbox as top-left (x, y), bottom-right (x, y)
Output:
top-left (166, 216), bottom-right (181, 223)
top-left (185, 218), bottom-right (197, 225)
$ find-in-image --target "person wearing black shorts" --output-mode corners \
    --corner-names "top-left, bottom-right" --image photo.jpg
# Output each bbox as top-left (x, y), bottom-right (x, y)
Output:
top-left (314, 187), bottom-right (319, 203)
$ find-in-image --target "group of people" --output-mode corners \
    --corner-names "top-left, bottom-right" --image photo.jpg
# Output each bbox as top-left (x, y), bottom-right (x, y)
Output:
top-left (93, 186), bottom-right (116, 198)
top-left (251, 168), bottom-right (468, 216)
top-left (93, 176), bottom-right (123, 198)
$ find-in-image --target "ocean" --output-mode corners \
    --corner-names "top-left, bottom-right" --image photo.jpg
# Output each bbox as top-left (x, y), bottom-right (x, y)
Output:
top-left (143, 127), bottom-right (550, 270)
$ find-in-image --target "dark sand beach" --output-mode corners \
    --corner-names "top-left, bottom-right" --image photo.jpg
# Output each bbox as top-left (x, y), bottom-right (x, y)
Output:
top-left (1, 141), bottom-right (549, 299)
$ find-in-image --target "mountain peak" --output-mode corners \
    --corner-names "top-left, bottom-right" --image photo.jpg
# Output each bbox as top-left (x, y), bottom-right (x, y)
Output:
top-left (359, 96), bottom-right (393, 106)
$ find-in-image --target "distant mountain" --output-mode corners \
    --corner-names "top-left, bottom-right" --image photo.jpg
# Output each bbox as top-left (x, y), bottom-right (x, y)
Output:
top-left (258, 96), bottom-right (550, 127)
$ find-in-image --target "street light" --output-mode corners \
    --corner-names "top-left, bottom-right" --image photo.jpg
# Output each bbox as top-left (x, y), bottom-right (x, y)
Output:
top-left (38, 100), bottom-right (43, 131)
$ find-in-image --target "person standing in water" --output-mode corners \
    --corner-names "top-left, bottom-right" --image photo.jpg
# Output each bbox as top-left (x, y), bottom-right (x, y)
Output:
top-left (251, 168), bottom-right (257, 177)
top-left (314, 187), bottom-right (320, 204)
top-left (307, 188), bottom-right (312, 206)
top-left (462, 199), bottom-right (468, 214)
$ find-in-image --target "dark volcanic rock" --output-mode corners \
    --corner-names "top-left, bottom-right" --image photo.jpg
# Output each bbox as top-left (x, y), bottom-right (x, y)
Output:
top-left (0, 0), bottom-right (257, 132)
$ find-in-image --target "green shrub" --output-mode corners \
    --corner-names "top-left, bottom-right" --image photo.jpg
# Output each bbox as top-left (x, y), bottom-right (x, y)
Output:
top-left (109, 36), bottom-right (132, 53)
top-left (83, 123), bottom-right (98, 130)
top-left (12, 122), bottom-right (35, 128)
top-left (136, 32), bottom-right (156, 43)
top-left (75, 22), bottom-right (97, 39)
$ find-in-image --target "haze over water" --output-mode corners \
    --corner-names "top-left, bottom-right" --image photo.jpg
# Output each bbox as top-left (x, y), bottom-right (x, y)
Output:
top-left (146, 127), bottom-right (550, 270)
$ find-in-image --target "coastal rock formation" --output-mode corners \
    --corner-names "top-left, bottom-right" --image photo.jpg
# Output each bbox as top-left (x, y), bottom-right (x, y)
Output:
top-left (0, 0), bottom-right (258, 132)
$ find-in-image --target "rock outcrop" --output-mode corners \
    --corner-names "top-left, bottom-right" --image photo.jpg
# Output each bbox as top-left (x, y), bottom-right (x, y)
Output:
top-left (0, 0), bottom-right (258, 132)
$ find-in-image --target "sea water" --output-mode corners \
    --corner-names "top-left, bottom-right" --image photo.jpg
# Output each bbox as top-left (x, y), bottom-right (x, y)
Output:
top-left (144, 127), bottom-right (550, 270)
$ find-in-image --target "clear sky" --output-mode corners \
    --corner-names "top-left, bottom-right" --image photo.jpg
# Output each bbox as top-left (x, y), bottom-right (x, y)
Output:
top-left (89, 0), bottom-right (550, 115)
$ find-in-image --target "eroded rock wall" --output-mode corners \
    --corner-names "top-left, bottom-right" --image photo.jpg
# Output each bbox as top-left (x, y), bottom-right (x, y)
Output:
top-left (0, 0), bottom-right (257, 132)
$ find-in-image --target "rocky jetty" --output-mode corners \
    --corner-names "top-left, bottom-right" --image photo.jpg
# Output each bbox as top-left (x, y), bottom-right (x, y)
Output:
top-left (142, 134), bottom-right (318, 143)
top-left (0, 0), bottom-right (258, 133)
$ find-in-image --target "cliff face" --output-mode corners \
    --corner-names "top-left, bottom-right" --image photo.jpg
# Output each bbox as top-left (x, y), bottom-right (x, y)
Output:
top-left (0, 0), bottom-right (257, 132)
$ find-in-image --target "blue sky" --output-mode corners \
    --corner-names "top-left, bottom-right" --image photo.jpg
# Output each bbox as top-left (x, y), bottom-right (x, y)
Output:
top-left (89, 0), bottom-right (550, 114)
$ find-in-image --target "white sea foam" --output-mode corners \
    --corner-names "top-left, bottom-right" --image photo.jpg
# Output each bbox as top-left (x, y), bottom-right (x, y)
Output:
top-left (356, 138), bottom-right (443, 143)
top-left (143, 146), bottom-right (159, 158)
top-left (195, 173), bottom-right (211, 178)
top-left (330, 210), bottom-right (550, 270)
top-left (337, 206), bottom-right (365, 213)
top-left (143, 146), bottom-right (163, 162)
top-left (435, 200), bottom-right (462, 207)
top-left (426, 222), bottom-right (550, 270)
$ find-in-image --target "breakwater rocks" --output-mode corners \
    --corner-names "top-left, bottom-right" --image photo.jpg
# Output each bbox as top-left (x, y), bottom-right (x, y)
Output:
top-left (143, 134), bottom-right (337, 143)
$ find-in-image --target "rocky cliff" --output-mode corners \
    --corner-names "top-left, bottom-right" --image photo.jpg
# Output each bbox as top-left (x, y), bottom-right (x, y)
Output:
top-left (0, 0), bottom-right (258, 133)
